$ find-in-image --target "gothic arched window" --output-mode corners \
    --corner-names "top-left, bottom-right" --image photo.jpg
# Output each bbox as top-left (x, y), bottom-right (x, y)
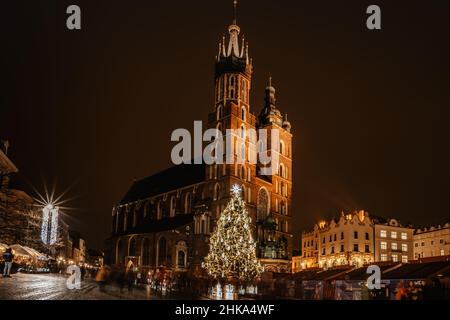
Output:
top-left (280, 140), bottom-right (285, 155)
top-left (239, 125), bottom-right (245, 139)
top-left (229, 76), bottom-right (235, 99)
top-left (184, 193), bottom-right (191, 213)
top-left (157, 201), bottom-right (162, 219)
top-left (257, 188), bottom-right (270, 220)
top-left (281, 200), bottom-right (286, 215)
top-left (129, 237), bottom-right (137, 257)
top-left (241, 107), bottom-right (246, 121)
top-left (158, 237), bottom-right (167, 266)
top-left (279, 164), bottom-right (284, 178)
top-left (177, 250), bottom-right (186, 267)
top-left (142, 238), bottom-right (150, 265)
top-left (214, 183), bottom-right (221, 201)
top-left (170, 196), bottom-right (176, 217)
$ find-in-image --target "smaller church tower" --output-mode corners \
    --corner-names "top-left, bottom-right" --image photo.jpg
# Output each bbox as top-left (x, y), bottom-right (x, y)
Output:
top-left (256, 77), bottom-right (293, 267)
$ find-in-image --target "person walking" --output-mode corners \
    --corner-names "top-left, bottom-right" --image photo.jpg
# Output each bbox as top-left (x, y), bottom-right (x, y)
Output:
top-left (2, 248), bottom-right (14, 278)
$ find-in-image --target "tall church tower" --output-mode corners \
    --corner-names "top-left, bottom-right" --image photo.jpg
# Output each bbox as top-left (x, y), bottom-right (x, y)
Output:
top-left (206, 0), bottom-right (257, 225)
top-left (204, 1), bottom-right (293, 273)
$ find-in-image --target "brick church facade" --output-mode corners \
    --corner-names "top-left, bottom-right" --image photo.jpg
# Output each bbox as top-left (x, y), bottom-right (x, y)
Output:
top-left (107, 15), bottom-right (293, 275)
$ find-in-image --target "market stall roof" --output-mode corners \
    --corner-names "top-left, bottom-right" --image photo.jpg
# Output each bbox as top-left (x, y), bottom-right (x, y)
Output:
top-left (9, 244), bottom-right (48, 260)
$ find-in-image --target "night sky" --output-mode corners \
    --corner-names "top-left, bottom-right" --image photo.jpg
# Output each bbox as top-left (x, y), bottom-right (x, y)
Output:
top-left (1, 1), bottom-right (450, 250)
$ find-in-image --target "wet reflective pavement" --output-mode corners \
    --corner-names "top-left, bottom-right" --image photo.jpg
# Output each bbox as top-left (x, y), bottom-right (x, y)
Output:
top-left (0, 273), bottom-right (162, 300)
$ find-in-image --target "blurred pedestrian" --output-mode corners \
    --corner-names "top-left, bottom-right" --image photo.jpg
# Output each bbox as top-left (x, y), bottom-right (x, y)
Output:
top-left (395, 280), bottom-right (408, 300)
top-left (127, 269), bottom-right (135, 293)
top-left (2, 248), bottom-right (14, 278)
top-left (96, 265), bottom-right (108, 292)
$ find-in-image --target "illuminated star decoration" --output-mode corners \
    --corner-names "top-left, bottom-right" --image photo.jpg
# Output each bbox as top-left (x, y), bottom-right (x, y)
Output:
top-left (231, 184), bottom-right (241, 195)
top-left (32, 182), bottom-right (76, 246)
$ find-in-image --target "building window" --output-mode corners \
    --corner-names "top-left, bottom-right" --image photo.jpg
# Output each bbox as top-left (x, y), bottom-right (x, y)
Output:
top-left (421, 242), bottom-right (424, 246)
top-left (380, 230), bottom-right (387, 238)
top-left (392, 254), bottom-right (398, 262)
top-left (239, 125), bottom-right (245, 139)
top-left (391, 231), bottom-right (397, 239)
top-left (365, 244), bottom-right (370, 253)
top-left (142, 238), bottom-right (150, 265)
top-left (279, 164), bottom-right (284, 178)
top-left (353, 244), bottom-right (359, 252)
top-left (401, 232), bottom-right (407, 240)
top-left (214, 183), bottom-right (221, 201)
top-left (354, 231), bottom-right (358, 239)
top-left (322, 237), bottom-right (325, 244)
top-left (158, 237), bottom-right (167, 266)
top-left (402, 243), bottom-right (408, 252)
top-left (440, 249), bottom-right (445, 256)
top-left (334, 234), bottom-right (337, 241)
top-left (340, 244), bottom-right (344, 252)
top-left (381, 254), bottom-right (387, 261)
top-left (170, 196), bottom-right (176, 217)
top-left (341, 232), bottom-right (344, 240)
top-left (401, 255), bottom-right (408, 263)
top-left (365, 232), bottom-right (369, 240)
top-left (157, 201), bottom-right (162, 220)
top-left (184, 193), bottom-right (191, 213)
top-left (257, 188), bottom-right (270, 220)
top-left (381, 242), bottom-right (387, 250)
top-left (177, 250), bottom-right (186, 268)
top-left (322, 248), bottom-right (325, 255)
top-left (440, 239), bottom-right (444, 244)
top-left (241, 166), bottom-right (246, 180)
top-left (331, 247), bottom-right (335, 254)
top-left (414, 242), bottom-right (418, 247)
top-left (329, 235), bottom-right (332, 242)
top-left (392, 243), bottom-right (398, 250)
top-left (241, 107), bottom-right (246, 121)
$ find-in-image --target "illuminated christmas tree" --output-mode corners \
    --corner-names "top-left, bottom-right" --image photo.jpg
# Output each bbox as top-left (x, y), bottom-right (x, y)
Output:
top-left (203, 184), bottom-right (263, 282)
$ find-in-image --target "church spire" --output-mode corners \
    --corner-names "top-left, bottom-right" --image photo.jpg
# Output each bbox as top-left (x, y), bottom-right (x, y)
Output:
top-left (233, 0), bottom-right (238, 25)
top-left (214, 0), bottom-right (252, 78)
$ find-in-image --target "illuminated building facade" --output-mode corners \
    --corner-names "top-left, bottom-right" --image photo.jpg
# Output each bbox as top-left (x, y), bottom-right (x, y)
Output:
top-left (0, 144), bottom-right (44, 251)
top-left (413, 223), bottom-right (450, 259)
top-left (374, 218), bottom-right (414, 263)
top-left (300, 211), bottom-right (416, 270)
top-left (108, 11), bottom-right (293, 274)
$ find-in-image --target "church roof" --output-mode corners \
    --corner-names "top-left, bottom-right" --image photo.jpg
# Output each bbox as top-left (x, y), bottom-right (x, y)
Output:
top-left (119, 163), bottom-right (206, 205)
top-left (116, 213), bottom-right (195, 236)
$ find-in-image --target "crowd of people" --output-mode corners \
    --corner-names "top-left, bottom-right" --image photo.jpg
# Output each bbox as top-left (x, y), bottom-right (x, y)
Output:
top-left (92, 265), bottom-right (204, 297)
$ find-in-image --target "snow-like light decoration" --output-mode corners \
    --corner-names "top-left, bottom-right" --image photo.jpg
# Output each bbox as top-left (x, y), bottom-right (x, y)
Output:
top-left (41, 204), bottom-right (59, 245)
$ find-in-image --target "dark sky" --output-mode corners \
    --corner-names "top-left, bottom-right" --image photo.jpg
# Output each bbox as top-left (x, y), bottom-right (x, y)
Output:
top-left (1, 1), bottom-right (450, 250)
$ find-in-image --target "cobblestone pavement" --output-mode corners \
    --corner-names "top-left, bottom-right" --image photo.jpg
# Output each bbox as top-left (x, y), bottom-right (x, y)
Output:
top-left (0, 272), bottom-right (170, 300)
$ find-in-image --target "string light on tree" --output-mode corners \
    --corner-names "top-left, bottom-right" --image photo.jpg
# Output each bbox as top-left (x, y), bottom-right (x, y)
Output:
top-left (202, 184), bottom-right (263, 282)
